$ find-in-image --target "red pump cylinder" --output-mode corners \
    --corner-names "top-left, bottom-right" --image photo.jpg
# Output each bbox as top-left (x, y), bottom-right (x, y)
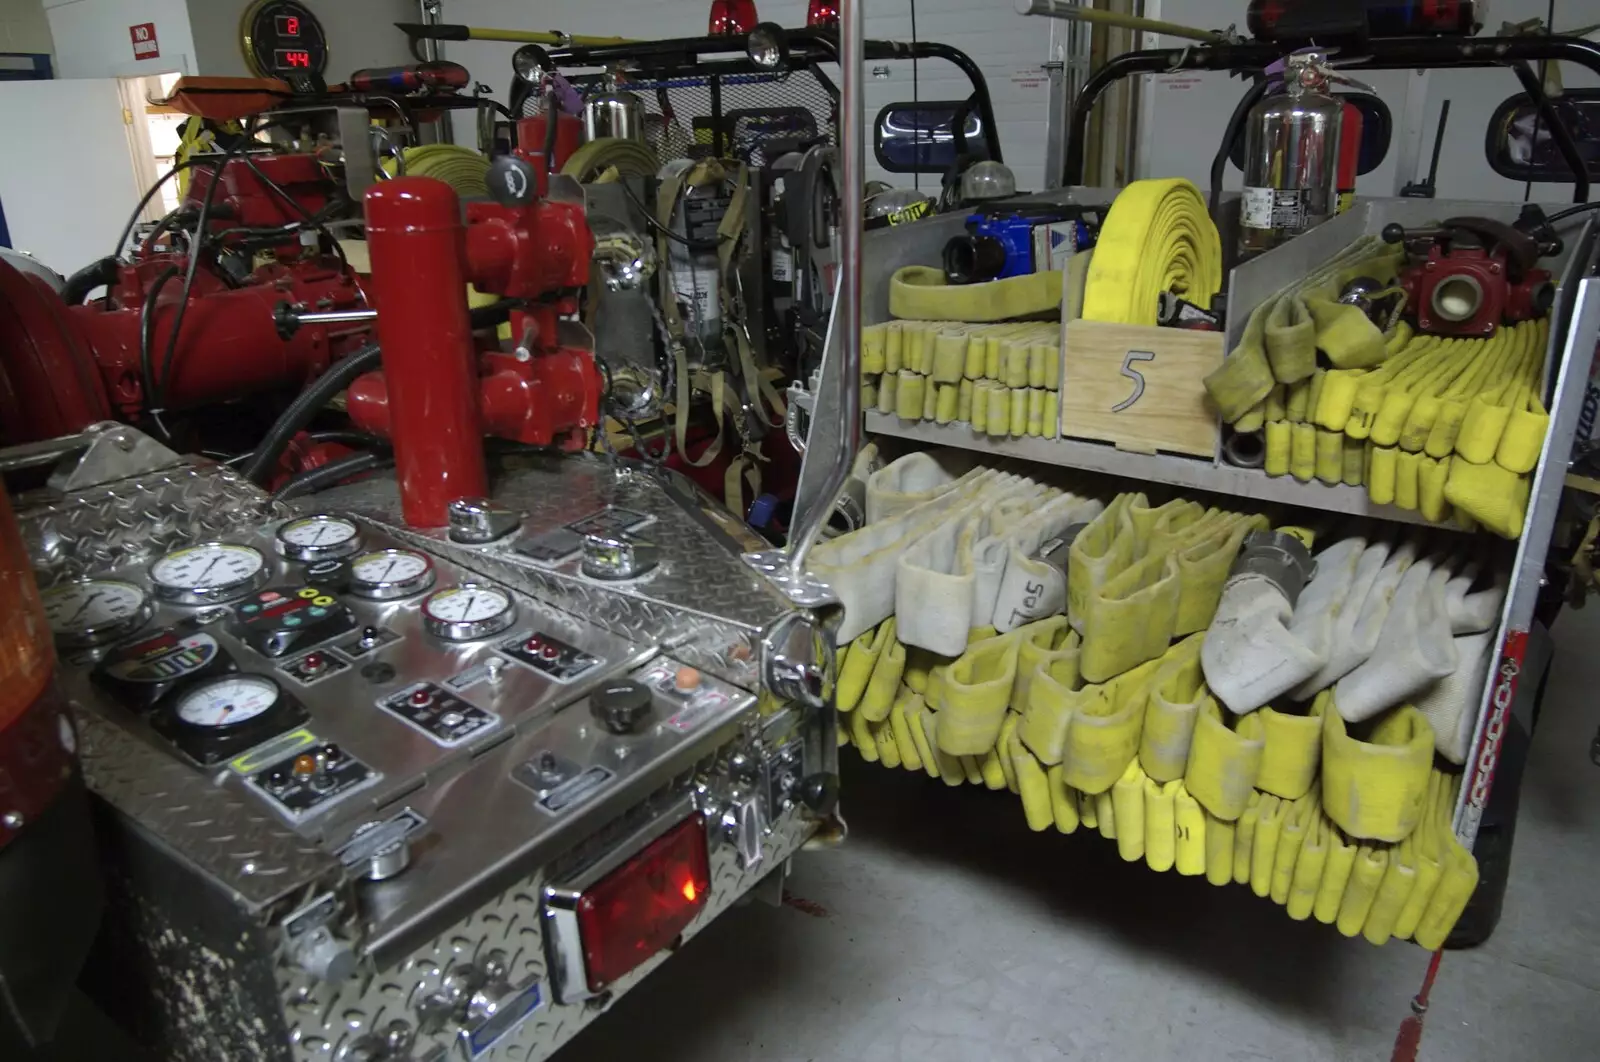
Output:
top-left (362, 177), bottom-right (488, 527)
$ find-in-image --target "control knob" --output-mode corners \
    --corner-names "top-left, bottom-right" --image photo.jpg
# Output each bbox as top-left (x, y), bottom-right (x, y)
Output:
top-left (590, 679), bottom-right (653, 735)
top-left (447, 498), bottom-right (522, 544)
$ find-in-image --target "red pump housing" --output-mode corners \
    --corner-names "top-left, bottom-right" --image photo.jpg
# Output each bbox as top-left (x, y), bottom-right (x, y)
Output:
top-left (345, 174), bottom-right (600, 526)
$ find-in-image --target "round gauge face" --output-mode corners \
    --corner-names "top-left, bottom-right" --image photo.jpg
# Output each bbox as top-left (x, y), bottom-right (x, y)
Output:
top-left (40, 579), bottom-right (150, 645)
top-left (150, 543), bottom-right (267, 604)
top-left (276, 514), bottom-right (360, 560)
top-left (422, 583), bottom-right (516, 641)
top-left (242, 0), bottom-right (328, 79)
top-left (349, 548), bottom-right (435, 600)
top-left (424, 585), bottom-right (513, 624)
top-left (175, 674), bottom-right (281, 729)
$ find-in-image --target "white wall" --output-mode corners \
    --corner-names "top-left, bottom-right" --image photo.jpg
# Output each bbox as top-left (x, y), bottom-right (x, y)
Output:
top-left (0, 78), bottom-right (142, 273)
top-left (44, 0), bottom-right (194, 78)
top-left (441, 0), bottom-right (1057, 189)
top-left (1136, 0), bottom-right (1599, 203)
top-left (2, 0), bottom-right (55, 57)
top-left (184, 0), bottom-right (416, 80)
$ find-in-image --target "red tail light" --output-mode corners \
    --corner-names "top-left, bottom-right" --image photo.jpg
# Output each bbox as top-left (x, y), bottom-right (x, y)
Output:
top-left (807, 0), bottom-right (840, 28)
top-left (709, 0), bottom-right (758, 36)
top-left (546, 811), bottom-right (711, 997)
top-left (0, 485), bottom-right (52, 733)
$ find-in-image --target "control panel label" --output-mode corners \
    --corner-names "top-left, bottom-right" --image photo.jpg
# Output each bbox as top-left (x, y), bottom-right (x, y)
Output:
top-left (105, 631), bottom-right (223, 684)
top-left (378, 682), bottom-right (499, 747)
top-left (335, 808), bottom-right (428, 869)
top-left (467, 980), bottom-right (544, 1057)
top-left (499, 630), bottom-right (602, 683)
top-left (566, 507), bottom-right (653, 538)
top-left (229, 728), bottom-right (317, 775)
top-left (250, 743), bottom-right (376, 820)
top-left (537, 765), bottom-right (614, 815)
top-left (665, 690), bottom-right (731, 733)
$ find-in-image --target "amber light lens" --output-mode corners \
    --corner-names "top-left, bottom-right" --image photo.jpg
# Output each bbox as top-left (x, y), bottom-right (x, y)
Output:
top-left (0, 486), bottom-right (52, 731)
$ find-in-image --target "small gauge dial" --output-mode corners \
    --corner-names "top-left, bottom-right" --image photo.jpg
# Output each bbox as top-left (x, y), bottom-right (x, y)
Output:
top-left (422, 583), bottom-right (516, 642)
top-left (40, 579), bottom-right (151, 646)
top-left (349, 548), bottom-right (436, 600)
top-left (175, 674), bottom-right (281, 729)
top-left (276, 514), bottom-right (361, 561)
top-left (150, 543), bottom-right (268, 605)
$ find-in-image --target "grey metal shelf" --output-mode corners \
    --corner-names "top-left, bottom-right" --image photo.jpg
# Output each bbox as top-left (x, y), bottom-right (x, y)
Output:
top-left (863, 411), bottom-right (1449, 528)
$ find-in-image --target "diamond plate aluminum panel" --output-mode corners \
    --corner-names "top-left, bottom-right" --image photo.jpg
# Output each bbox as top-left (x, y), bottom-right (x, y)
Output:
top-left (279, 808), bottom-right (814, 1062)
top-left (16, 461), bottom-right (284, 585)
top-left (312, 456), bottom-right (791, 690)
top-left (77, 710), bottom-right (342, 912)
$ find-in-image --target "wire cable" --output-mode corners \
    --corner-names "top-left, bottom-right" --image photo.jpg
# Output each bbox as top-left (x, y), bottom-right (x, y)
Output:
top-left (152, 154), bottom-right (227, 419)
top-left (615, 179), bottom-right (724, 249)
top-left (138, 265), bottom-right (181, 441)
top-left (270, 450), bottom-right (394, 502)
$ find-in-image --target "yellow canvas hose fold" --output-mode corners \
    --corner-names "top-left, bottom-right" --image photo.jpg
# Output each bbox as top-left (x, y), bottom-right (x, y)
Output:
top-left (1233, 791), bottom-right (1263, 885)
top-left (1061, 651), bottom-right (1169, 794)
top-left (1139, 637), bottom-right (1208, 781)
top-left (1313, 824), bottom-right (1359, 925)
top-left (1415, 772), bottom-right (1480, 949)
top-left (859, 622), bottom-right (905, 722)
top-left (1082, 178), bottom-right (1221, 327)
top-left (1288, 806), bottom-right (1328, 920)
top-left (1013, 616), bottom-right (1078, 713)
top-left (1067, 493), bottom-right (1141, 631)
top-left (1175, 782), bottom-right (1207, 875)
top-left (1145, 775), bottom-right (1182, 872)
top-left (1113, 760), bottom-right (1148, 862)
top-left (1336, 844), bottom-right (1391, 937)
top-left (1362, 835), bottom-right (1417, 945)
top-left (1321, 697), bottom-right (1434, 842)
top-left (889, 688), bottom-right (924, 772)
top-left (1249, 793), bottom-right (1285, 898)
top-left (1185, 696), bottom-right (1265, 820)
top-left (936, 631), bottom-right (1022, 755)
top-left (1394, 771), bottom-right (1446, 940)
top-left (1271, 792), bottom-right (1318, 905)
top-left (1423, 329), bottom-right (1512, 457)
top-left (890, 265), bottom-right (1063, 322)
top-left (1079, 551), bottom-right (1181, 683)
top-left (835, 621), bottom-right (886, 712)
top-left (1205, 809), bottom-right (1236, 886)
top-left (1455, 319), bottom-right (1535, 463)
top-left (1050, 764), bottom-right (1082, 832)
top-left (1256, 700), bottom-right (1322, 801)
top-left (1012, 734), bottom-right (1055, 831)
top-left (1444, 456), bottom-right (1531, 539)
top-left (1172, 514), bottom-right (1267, 634)
top-left (1496, 316), bottom-right (1552, 474)
top-left (1019, 652), bottom-right (1091, 764)
top-left (996, 713), bottom-right (1021, 792)
top-left (1346, 334), bottom-right (1438, 440)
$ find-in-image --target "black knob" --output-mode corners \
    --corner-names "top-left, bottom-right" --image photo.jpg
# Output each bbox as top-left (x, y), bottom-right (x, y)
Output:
top-left (1381, 222), bottom-right (1407, 245)
top-left (273, 301), bottom-right (302, 340)
top-left (488, 155), bottom-right (538, 208)
top-left (799, 772), bottom-right (839, 816)
top-left (590, 679), bottom-right (653, 735)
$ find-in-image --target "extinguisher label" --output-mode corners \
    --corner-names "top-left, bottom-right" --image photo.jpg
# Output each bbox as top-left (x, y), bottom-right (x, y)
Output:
top-left (1242, 186), bottom-right (1307, 231)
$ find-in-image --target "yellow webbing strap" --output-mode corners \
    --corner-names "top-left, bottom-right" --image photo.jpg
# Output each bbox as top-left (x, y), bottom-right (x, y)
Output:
top-left (888, 266), bottom-right (1063, 322)
top-left (1081, 178), bottom-right (1221, 327)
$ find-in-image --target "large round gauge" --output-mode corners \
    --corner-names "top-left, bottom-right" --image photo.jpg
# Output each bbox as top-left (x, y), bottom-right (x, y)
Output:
top-left (422, 583), bottom-right (516, 642)
top-left (40, 578), bottom-right (151, 647)
top-left (242, 0), bottom-right (328, 79)
top-left (349, 548), bottom-right (435, 600)
top-left (149, 542), bottom-right (268, 606)
top-left (175, 674), bottom-right (282, 729)
top-left (276, 514), bottom-right (361, 562)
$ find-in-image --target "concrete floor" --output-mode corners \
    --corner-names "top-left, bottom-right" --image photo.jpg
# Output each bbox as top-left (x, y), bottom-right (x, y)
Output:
top-left (568, 605), bottom-right (1600, 1062)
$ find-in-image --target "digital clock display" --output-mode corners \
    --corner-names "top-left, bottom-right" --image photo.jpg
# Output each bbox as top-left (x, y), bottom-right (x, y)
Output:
top-left (244, 0), bottom-right (326, 79)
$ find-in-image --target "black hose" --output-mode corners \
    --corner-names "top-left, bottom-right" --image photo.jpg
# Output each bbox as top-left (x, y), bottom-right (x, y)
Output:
top-left (153, 159), bottom-right (226, 416)
top-left (138, 265), bottom-right (182, 440)
top-left (63, 257), bottom-right (121, 306)
top-left (243, 343), bottom-right (383, 484)
top-left (271, 450), bottom-right (393, 503)
top-left (1211, 77), bottom-right (1268, 222)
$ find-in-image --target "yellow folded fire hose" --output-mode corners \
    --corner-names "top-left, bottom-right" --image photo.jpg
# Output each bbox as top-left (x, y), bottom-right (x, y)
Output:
top-left (1081, 178), bottom-right (1221, 328)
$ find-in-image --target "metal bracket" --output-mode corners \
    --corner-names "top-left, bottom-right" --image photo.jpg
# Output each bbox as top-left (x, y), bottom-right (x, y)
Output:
top-left (0, 422), bottom-right (182, 491)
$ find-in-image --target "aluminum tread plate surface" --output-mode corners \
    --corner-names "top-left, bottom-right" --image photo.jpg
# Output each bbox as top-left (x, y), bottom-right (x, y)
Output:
top-left (279, 810), bottom-right (813, 1061)
top-left (78, 710), bottom-right (341, 911)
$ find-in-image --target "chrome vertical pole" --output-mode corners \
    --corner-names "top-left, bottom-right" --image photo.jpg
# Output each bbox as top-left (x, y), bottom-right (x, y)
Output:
top-left (773, 1), bottom-right (864, 588)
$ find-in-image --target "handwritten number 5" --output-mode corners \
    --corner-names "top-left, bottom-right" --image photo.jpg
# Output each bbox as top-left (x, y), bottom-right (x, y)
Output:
top-left (1112, 350), bottom-right (1156, 412)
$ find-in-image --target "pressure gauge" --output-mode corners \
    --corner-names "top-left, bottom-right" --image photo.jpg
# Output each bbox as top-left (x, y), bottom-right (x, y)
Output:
top-left (349, 549), bottom-right (436, 600)
top-left (149, 543), bottom-right (268, 606)
top-left (276, 514), bottom-right (361, 562)
top-left (421, 583), bottom-right (516, 642)
top-left (174, 674), bottom-right (282, 730)
top-left (40, 578), bottom-right (151, 646)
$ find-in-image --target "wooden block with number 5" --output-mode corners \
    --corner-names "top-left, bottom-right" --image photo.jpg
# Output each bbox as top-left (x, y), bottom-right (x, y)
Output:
top-left (1060, 320), bottom-right (1222, 458)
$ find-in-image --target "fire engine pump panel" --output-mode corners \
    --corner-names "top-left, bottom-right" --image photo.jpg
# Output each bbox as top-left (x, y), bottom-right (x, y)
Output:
top-left (4, 0), bottom-right (1600, 1058)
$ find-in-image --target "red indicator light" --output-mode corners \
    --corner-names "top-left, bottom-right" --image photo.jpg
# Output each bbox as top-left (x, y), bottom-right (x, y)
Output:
top-left (287, 16), bottom-right (299, 34)
top-left (574, 813), bottom-right (709, 992)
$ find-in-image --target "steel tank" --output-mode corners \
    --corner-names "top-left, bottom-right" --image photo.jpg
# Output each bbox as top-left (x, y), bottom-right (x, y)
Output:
top-left (1239, 51), bottom-right (1343, 257)
top-left (582, 71), bottom-right (646, 143)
